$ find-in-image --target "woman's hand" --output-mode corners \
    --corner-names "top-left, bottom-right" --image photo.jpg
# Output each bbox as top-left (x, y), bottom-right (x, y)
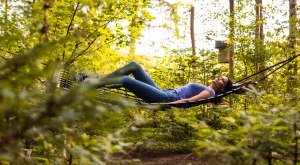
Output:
top-left (169, 98), bottom-right (190, 104)
top-left (233, 80), bottom-right (257, 94)
top-left (168, 90), bottom-right (212, 104)
top-left (233, 80), bottom-right (253, 88)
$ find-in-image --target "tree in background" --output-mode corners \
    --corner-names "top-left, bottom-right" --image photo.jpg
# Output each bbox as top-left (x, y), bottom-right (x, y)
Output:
top-left (287, 0), bottom-right (298, 92)
top-left (254, 0), bottom-right (265, 74)
top-left (0, 0), bottom-right (299, 164)
top-left (190, 6), bottom-right (196, 56)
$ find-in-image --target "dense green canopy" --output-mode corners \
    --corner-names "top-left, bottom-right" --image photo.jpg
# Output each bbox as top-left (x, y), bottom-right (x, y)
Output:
top-left (0, 0), bottom-right (299, 164)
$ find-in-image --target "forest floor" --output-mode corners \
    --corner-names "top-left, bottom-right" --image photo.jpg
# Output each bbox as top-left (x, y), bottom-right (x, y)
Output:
top-left (112, 148), bottom-right (227, 165)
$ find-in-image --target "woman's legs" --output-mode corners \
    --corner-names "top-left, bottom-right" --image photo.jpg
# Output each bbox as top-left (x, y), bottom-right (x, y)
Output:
top-left (92, 76), bottom-right (168, 103)
top-left (87, 62), bottom-right (170, 102)
top-left (106, 61), bottom-right (159, 89)
top-left (121, 76), bottom-right (169, 103)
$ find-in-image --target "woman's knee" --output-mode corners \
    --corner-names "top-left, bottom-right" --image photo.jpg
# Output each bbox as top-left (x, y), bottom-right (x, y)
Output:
top-left (128, 61), bottom-right (141, 69)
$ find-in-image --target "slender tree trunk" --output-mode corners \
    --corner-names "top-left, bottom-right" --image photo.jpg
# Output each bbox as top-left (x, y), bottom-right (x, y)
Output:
top-left (129, 14), bottom-right (139, 56)
top-left (254, 0), bottom-right (264, 74)
top-left (267, 149), bottom-right (272, 165)
top-left (129, 20), bottom-right (136, 56)
top-left (287, 0), bottom-right (297, 92)
top-left (42, 0), bottom-right (50, 42)
top-left (190, 6), bottom-right (196, 56)
top-left (289, 0), bottom-right (296, 54)
top-left (229, 0), bottom-right (234, 79)
top-left (229, 0), bottom-right (234, 107)
top-left (5, 0), bottom-right (8, 21)
top-left (255, 0), bottom-right (264, 41)
top-left (293, 122), bottom-right (298, 165)
top-left (252, 136), bottom-right (257, 165)
top-left (129, 38), bottom-right (136, 55)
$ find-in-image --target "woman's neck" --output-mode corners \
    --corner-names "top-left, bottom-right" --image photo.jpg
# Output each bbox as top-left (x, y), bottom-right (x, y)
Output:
top-left (210, 85), bottom-right (219, 93)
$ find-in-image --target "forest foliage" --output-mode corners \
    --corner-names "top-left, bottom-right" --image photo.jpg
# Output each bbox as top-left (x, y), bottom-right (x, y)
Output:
top-left (0, 0), bottom-right (299, 164)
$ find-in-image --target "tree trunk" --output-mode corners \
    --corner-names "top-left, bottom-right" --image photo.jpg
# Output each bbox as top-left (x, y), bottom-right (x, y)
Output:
top-left (229, 0), bottom-right (235, 107)
top-left (229, 0), bottom-right (234, 79)
top-left (129, 38), bottom-right (136, 55)
top-left (254, 0), bottom-right (264, 74)
top-left (5, 0), bottom-right (8, 21)
top-left (293, 122), bottom-right (298, 165)
top-left (42, 0), bottom-right (50, 42)
top-left (190, 6), bottom-right (196, 56)
top-left (287, 0), bottom-right (297, 92)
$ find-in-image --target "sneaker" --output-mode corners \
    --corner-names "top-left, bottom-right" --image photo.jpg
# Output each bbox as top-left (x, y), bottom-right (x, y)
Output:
top-left (56, 69), bottom-right (73, 89)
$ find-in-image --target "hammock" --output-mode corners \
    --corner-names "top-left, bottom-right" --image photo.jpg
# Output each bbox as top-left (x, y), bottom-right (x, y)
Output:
top-left (158, 53), bottom-right (300, 108)
top-left (53, 53), bottom-right (300, 108)
top-left (144, 86), bottom-right (246, 109)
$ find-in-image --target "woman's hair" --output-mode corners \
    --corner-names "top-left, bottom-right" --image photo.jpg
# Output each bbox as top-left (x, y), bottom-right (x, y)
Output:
top-left (224, 76), bottom-right (233, 92)
top-left (215, 76), bottom-right (233, 95)
top-left (213, 76), bottom-right (233, 104)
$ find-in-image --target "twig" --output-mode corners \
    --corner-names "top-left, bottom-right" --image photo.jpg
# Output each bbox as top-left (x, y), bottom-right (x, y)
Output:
top-left (118, 141), bottom-right (143, 159)
top-left (37, 78), bottom-right (46, 84)
top-left (66, 2), bottom-right (80, 37)
top-left (184, 152), bottom-right (195, 159)
top-left (80, 16), bottom-right (124, 42)
top-left (82, 5), bottom-right (128, 42)
top-left (68, 37), bottom-right (117, 64)
top-left (62, 2), bottom-right (81, 61)
top-left (69, 42), bottom-right (81, 59)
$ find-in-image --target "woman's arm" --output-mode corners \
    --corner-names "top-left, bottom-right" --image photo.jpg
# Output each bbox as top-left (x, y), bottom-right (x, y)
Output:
top-left (233, 80), bottom-right (255, 94)
top-left (169, 90), bottom-right (212, 103)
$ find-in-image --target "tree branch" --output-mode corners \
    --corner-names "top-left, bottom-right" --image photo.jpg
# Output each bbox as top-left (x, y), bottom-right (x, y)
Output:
top-left (0, 48), bottom-right (19, 56)
top-left (67, 2), bottom-right (131, 64)
top-left (81, 16), bottom-right (124, 42)
top-left (0, 55), bottom-right (9, 61)
top-left (62, 2), bottom-right (81, 61)
top-left (68, 38), bottom-right (117, 64)
top-left (66, 2), bottom-right (80, 37)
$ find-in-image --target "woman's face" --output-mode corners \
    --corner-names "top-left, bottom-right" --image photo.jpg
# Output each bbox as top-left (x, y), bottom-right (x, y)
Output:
top-left (212, 76), bottom-right (229, 90)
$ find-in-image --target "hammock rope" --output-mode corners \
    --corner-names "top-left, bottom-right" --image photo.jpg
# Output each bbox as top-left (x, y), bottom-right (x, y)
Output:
top-left (236, 54), bottom-right (300, 83)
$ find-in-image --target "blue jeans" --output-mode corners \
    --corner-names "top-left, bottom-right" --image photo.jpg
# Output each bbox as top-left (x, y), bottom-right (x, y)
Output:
top-left (106, 62), bottom-right (179, 103)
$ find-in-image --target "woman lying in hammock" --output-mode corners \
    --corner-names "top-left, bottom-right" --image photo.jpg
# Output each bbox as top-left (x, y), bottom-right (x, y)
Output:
top-left (82, 61), bottom-right (233, 103)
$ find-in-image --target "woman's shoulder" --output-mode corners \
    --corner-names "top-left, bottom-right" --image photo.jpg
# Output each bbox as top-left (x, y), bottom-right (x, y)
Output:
top-left (187, 82), bottom-right (207, 88)
top-left (187, 83), bottom-right (213, 91)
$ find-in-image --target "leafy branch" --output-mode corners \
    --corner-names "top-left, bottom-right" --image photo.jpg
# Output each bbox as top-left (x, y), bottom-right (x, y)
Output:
top-left (66, 2), bottom-right (132, 65)
top-left (68, 37), bottom-right (119, 65)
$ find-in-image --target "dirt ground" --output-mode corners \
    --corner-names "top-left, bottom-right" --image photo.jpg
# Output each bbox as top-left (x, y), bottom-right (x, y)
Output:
top-left (133, 152), bottom-right (206, 165)
top-left (112, 149), bottom-right (226, 165)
